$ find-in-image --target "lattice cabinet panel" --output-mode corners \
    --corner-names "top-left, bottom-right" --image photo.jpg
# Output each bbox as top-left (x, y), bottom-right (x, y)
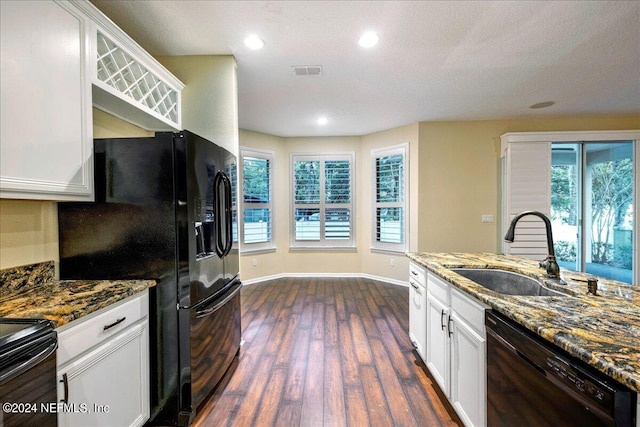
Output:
top-left (96, 31), bottom-right (179, 127)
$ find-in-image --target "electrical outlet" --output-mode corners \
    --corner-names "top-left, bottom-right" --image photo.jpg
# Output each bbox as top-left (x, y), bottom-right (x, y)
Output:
top-left (481, 214), bottom-right (494, 223)
top-left (252, 258), bottom-right (257, 266)
top-left (390, 258), bottom-right (396, 266)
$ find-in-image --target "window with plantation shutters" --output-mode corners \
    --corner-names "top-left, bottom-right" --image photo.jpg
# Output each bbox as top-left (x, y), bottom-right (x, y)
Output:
top-left (240, 148), bottom-right (274, 251)
top-left (291, 153), bottom-right (354, 248)
top-left (372, 144), bottom-right (408, 252)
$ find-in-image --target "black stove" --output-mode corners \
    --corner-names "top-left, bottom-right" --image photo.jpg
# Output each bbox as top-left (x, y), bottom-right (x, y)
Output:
top-left (0, 318), bottom-right (55, 346)
top-left (0, 318), bottom-right (58, 427)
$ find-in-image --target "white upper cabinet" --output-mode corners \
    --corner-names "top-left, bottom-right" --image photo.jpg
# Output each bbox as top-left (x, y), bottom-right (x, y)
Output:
top-left (1, 0), bottom-right (93, 201)
top-left (0, 0), bottom-right (183, 201)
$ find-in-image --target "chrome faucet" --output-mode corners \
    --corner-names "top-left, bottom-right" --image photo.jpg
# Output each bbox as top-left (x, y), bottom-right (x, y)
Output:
top-left (504, 210), bottom-right (561, 280)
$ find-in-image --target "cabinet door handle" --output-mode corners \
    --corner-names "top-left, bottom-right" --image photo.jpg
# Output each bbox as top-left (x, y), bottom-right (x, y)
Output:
top-left (103, 316), bottom-right (126, 331)
top-left (440, 309), bottom-right (446, 331)
top-left (411, 270), bottom-right (418, 276)
top-left (411, 283), bottom-right (419, 291)
top-left (60, 373), bottom-right (69, 403)
top-left (448, 316), bottom-right (454, 337)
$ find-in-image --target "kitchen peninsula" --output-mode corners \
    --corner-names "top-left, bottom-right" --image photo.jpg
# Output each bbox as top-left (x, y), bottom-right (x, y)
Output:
top-left (409, 252), bottom-right (639, 426)
top-left (408, 252), bottom-right (639, 392)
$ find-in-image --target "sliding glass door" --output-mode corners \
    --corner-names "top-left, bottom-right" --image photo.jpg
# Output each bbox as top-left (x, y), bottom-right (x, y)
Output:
top-left (551, 141), bottom-right (634, 283)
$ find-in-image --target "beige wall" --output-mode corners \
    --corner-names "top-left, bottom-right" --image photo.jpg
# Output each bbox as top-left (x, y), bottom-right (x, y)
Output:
top-left (240, 122), bottom-right (419, 283)
top-left (157, 56), bottom-right (239, 157)
top-left (93, 108), bottom-right (154, 139)
top-left (0, 199), bottom-right (58, 269)
top-left (360, 123), bottom-right (420, 282)
top-left (238, 130), bottom-right (369, 280)
top-left (240, 115), bottom-right (639, 283)
top-left (2, 111), bottom-right (638, 281)
top-left (0, 109), bottom-right (152, 270)
top-left (417, 115), bottom-right (640, 253)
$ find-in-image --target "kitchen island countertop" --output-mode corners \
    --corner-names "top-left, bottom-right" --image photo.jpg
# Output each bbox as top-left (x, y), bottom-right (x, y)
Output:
top-left (407, 252), bottom-right (640, 393)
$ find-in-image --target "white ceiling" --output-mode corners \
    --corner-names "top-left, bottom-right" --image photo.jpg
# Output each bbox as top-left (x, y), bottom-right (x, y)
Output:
top-left (91, 0), bottom-right (640, 137)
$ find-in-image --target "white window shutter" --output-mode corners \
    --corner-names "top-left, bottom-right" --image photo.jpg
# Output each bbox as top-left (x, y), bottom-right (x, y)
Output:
top-left (504, 141), bottom-right (551, 259)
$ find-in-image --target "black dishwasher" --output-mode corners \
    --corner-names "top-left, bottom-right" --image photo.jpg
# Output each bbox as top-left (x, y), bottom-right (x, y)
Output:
top-left (486, 311), bottom-right (636, 427)
top-left (0, 318), bottom-right (58, 427)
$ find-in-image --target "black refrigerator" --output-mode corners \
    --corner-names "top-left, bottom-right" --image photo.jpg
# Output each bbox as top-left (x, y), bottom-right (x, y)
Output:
top-left (58, 130), bottom-right (241, 426)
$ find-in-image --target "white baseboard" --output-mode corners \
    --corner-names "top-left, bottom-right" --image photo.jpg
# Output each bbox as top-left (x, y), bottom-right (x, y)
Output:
top-left (241, 272), bottom-right (408, 288)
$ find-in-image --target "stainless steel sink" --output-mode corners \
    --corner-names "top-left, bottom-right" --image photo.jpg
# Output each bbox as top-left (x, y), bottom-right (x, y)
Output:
top-left (451, 268), bottom-right (568, 297)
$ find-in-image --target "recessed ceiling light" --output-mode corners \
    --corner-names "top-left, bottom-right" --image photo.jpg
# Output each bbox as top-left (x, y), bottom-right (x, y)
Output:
top-left (358, 31), bottom-right (379, 48)
top-left (317, 116), bottom-right (328, 125)
top-left (529, 101), bottom-right (555, 109)
top-left (244, 35), bottom-right (264, 50)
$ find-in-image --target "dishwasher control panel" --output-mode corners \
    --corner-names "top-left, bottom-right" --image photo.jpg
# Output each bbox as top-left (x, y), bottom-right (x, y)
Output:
top-left (546, 356), bottom-right (614, 413)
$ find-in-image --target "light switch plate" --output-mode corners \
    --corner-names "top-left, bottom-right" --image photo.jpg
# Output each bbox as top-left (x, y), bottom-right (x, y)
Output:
top-left (482, 214), bottom-right (494, 223)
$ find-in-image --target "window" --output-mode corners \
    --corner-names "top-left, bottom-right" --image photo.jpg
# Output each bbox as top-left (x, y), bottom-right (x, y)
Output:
top-left (372, 144), bottom-right (408, 252)
top-left (225, 159), bottom-right (238, 244)
top-left (551, 142), bottom-right (634, 283)
top-left (291, 153), bottom-right (354, 248)
top-left (240, 148), bottom-right (274, 251)
top-left (501, 130), bottom-right (639, 285)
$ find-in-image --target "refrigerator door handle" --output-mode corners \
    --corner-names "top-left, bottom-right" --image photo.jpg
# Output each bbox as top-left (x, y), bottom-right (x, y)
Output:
top-left (213, 172), bottom-right (226, 257)
top-left (195, 281), bottom-right (242, 318)
top-left (222, 172), bottom-right (233, 257)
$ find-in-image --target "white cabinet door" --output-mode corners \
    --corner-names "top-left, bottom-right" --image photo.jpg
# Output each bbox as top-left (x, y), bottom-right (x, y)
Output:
top-left (57, 320), bottom-right (149, 427)
top-left (426, 292), bottom-right (450, 397)
top-left (409, 278), bottom-right (427, 360)
top-left (451, 312), bottom-right (486, 427)
top-left (0, 0), bottom-right (93, 201)
top-left (425, 272), bottom-right (488, 427)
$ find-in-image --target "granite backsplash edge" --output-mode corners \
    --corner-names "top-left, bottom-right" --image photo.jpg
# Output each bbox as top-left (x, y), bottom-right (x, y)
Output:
top-left (0, 261), bottom-right (55, 297)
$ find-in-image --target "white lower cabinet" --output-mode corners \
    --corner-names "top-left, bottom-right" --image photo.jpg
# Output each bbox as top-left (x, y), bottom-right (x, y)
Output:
top-left (451, 289), bottom-right (487, 426)
top-left (425, 272), bottom-right (488, 427)
top-left (426, 291), bottom-right (450, 391)
top-left (409, 262), bottom-right (428, 359)
top-left (56, 291), bottom-right (149, 427)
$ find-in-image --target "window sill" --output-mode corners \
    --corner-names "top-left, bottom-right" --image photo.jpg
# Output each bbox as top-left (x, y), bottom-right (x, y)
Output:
top-left (240, 246), bottom-right (276, 255)
top-left (370, 247), bottom-right (408, 255)
top-left (289, 246), bottom-right (357, 252)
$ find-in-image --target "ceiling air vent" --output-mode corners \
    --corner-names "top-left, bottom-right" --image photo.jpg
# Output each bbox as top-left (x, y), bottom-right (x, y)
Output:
top-left (292, 65), bottom-right (322, 76)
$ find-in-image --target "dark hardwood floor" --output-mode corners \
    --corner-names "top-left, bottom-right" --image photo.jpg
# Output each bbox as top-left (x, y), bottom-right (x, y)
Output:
top-left (193, 277), bottom-right (462, 427)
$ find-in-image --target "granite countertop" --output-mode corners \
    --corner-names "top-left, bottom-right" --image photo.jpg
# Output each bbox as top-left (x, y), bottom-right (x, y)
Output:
top-left (407, 252), bottom-right (640, 393)
top-left (0, 261), bottom-right (154, 328)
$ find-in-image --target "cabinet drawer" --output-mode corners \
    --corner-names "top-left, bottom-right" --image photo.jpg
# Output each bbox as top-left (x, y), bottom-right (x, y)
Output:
top-left (409, 262), bottom-right (426, 287)
top-left (427, 272), bottom-right (450, 304)
top-left (451, 287), bottom-right (488, 335)
top-left (57, 291), bottom-right (148, 367)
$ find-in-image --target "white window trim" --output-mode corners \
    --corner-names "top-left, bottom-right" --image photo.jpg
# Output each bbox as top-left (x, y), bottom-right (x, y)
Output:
top-left (239, 147), bottom-right (275, 253)
top-left (371, 143), bottom-right (409, 253)
top-left (290, 152), bottom-right (356, 249)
